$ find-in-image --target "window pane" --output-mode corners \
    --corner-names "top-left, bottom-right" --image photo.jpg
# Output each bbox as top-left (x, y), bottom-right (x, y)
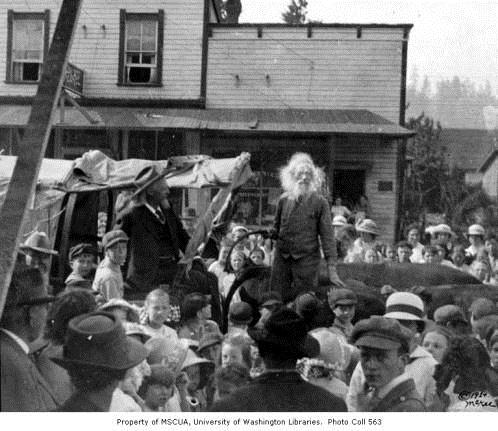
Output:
top-left (13, 19), bottom-right (43, 60)
top-left (126, 37), bottom-right (141, 51)
top-left (141, 54), bottom-right (156, 65)
top-left (126, 53), bottom-right (141, 64)
top-left (126, 20), bottom-right (141, 36)
top-left (142, 21), bottom-right (156, 38)
top-left (141, 36), bottom-right (156, 51)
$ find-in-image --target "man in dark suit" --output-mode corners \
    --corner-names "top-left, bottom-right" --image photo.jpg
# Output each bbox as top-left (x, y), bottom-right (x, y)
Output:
top-left (1, 263), bottom-right (60, 411)
top-left (117, 166), bottom-right (190, 293)
top-left (210, 308), bottom-right (347, 412)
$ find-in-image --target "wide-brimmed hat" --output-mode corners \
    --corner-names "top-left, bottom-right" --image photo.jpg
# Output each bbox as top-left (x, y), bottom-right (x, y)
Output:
top-left (356, 219), bottom-right (379, 236)
top-left (248, 308), bottom-right (320, 359)
top-left (146, 337), bottom-right (190, 375)
top-left (131, 165), bottom-right (168, 198)
top-left (332, 215), bottom-right (348, 227)
top-left (5, 265), bottom-right (55, 309)
top-left (352, 316), bottom-right (412, 353)
top-left (198, 331), bottom-right (223, 353)
top-left (309, 328), bottom-right (351, 371)
top-left (384, 291), bottom-right (425, 333)
top-left (20, 231), bottom-right (58, 256)
top-left (467, 224), bottom-right (485, 237)
top-left (99, 298), bottom-right (140, 323)
top-left (432, 224), bottom-right (455, 237)
top-left (123, 322), bottom-right (151, 344)
top-left (50, 311), bottom-right (147, 371)
top-left (180, 349), bottom-right (215, 389)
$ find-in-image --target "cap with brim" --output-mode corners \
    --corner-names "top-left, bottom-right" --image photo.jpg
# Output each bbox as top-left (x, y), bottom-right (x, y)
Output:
top-left (328, 288), bottom-right (358, 308)
top-left (69, 243), bottom-right (97, 261)
top-left (352, 316), bottom-right (412, 353)
top-left (50, 311), bottom-right (147, 371)
top-left (354, 334), bottom-right (403, 350)
top-left (20, 231), bottom-right (58, 256)
top-left (102, 229), bottom-right (129, 250)
top-left (131, 165), bottom-right (168, 199)
top-left (434, 305), bottom-right (468, 325)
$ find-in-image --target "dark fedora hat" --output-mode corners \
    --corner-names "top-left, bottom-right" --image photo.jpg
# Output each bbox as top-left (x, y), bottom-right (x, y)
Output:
top-left (248, 308), bottom-right (319, 359)
top-left (131, 165), bottom-right (168, 198)
top-left (51, 311), bottom-right (147, 371)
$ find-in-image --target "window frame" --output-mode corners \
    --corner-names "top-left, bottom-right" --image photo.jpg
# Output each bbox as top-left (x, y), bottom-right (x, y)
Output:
top-left (118, 9), bottom-right (164, 87)
top-left (5, 10), bottom-right (50, 84)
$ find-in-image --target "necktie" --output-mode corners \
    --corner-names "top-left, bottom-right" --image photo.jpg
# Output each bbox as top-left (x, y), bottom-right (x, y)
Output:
top-left (155, 207), bottom-right (166, 224)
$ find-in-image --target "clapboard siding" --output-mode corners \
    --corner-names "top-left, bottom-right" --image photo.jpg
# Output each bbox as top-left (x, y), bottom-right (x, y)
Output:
top-left (482, 157), bottom-right (498, 199)
top-left (0, 0), bottom-right (205, 99)
top-left (334, 137), bottom-right (399, 241)
top-left (207, 28), bottom-right (404, 123)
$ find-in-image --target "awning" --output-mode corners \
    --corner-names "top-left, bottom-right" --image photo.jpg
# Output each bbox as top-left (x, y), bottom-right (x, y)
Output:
top-left (0, 105), bottom-right (415, 137)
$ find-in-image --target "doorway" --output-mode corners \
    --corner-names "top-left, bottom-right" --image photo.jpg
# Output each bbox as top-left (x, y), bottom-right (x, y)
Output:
top-left (333, 169), bottom-right (366, 210)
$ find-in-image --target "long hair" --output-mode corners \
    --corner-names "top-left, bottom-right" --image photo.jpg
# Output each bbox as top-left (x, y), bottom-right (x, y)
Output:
top-left (279, 152), bottom-right (323, 199)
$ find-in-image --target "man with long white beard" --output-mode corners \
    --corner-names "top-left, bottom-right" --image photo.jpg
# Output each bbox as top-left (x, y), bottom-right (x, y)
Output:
top-left (270, 153), bottom-right (344, 303)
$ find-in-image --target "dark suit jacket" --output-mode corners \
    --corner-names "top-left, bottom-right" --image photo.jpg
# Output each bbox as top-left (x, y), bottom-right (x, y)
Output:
top-left (274, 193), bottom-right (337, 262)
top-left (1, 331), bottom-right (60, 411)
top-left (371, 378), bottom-right (426, 412)
top-left (118, 203), bottom-right (190, 291)
top-left (210, 370), bottom-right (347, 412)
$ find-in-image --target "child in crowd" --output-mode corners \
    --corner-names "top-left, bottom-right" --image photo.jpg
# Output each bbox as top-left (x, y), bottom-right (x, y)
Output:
top-left (383, 244), bottom-right (397, 263)
top-left (423, 245), bottom-right (441, 264)
top-left (363, 248), bottom-right (381, 264)
top-left (208, 239), bottom-right (233, 294)
top-left (92, 229), bottom-right (129, 301)
top-left (99, 298), bottom-right (140, 325)
top-left (141, 289), bottom-right (178, 343)
top-left (327, 288), bottom-right (357, 343)
top-left (180, 349), bottom-right (215, 411)
top-left (449, 244), bottom-right (470, 273)
top-left (177, 293), bottom-right (220, 346)
top-left (221, 335), bottom-right (252, 370)
top-left (221, 250), bottom-right (246, 302)
top-left (198, 332), bottom-right (223, 368)
top-left (396, 241), bottom-right (413, 263)
top-left (249, 247), bottom-right (266, 266)
top-left (65, 243), bottom-right (97, 289)
top-left (213, 363), bottom-right (251, 402)
top-left (226, 301), bottom-right (253, 338)
top-left (138, 365), bottom-right (176, 412)
top-left (421, 327), bottom-right (452, 363)
top-left (471, 259), bottom-right (491, 283)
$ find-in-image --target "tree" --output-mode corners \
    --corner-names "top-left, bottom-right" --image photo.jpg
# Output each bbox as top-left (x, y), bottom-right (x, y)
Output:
top-left (282, 0), bottom-right (308, 24)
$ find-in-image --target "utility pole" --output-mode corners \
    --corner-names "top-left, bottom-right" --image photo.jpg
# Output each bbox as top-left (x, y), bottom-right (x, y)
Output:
top-left (0, 0), bottom-right (83, 317)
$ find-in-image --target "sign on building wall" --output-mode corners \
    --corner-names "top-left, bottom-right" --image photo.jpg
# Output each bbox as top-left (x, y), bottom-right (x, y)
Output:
top-left (63, 63), bottom-right (84, 96)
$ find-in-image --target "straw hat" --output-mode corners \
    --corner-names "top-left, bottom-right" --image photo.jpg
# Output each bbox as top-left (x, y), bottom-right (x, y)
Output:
top-left (356, 219), bottom-right (379, 236)
top-left (20, 231), bottom-right (58, 256)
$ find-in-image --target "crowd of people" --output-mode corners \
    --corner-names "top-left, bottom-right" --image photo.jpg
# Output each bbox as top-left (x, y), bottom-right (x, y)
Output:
top-left (1, 152), bottom-right (497, 412)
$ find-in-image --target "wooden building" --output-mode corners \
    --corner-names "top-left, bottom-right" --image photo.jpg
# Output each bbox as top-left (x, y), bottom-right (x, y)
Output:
top-left (0, 0), bottom-right (414, 241)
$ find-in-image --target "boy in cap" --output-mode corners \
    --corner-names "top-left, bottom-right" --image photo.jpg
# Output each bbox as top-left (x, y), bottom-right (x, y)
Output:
top-left (351, 316), bottom-right (425, 411)
top-left (328, 288), bottom-right (357, 343)
top-left (433, 304), bottom-right (471, 336)
top-left (92, 230), bottom-right (129, 301)
top-left (65, 243), bottom-right (97, 290)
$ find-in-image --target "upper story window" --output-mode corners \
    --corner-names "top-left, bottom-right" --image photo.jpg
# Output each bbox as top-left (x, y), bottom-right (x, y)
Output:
top-left (5, 10), bottom-right (50, 83)
top-left (118, 10), bottom-right (164, 86)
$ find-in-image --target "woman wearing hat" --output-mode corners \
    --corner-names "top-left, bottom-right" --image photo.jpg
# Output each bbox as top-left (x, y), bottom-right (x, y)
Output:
top-left (465, 224), bottom-right (486, 263)
top-left (346, 219), bottom-right (381, 263)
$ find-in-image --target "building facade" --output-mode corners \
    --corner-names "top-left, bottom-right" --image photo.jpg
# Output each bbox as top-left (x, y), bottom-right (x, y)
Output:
top-left (0, 0), bottom-right (414, 241)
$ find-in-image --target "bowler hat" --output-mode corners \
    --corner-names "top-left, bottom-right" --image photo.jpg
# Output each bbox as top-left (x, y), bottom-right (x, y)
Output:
top-left (248, 308), bottom-right (320, 359)
top-left (328, 288), bottom-right (358, 309)
top-left (356, 219), bottom-right (379, 236)
top-left (69, 243), bottom-right (97, 261)
top-left (131, 165), bottom-right (168, 198)
top-left (50, 311), bottom-right (147, 371)
top-left (20, 231), bottom-right (58, 256)
top-left (228, 301), bottom-right (253, 325)
top-left (352, 316), bottom-right (412, 353)
top-left (102, 229), bottom-right (129, 250)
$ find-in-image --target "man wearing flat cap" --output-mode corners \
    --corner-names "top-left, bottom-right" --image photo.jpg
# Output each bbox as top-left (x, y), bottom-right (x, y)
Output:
top-left (210, 308), bottom-right (347, 412)
top-left (347, 292), bottom-right (437, 411)
top-left (116, 166), bottom-right (190, 294)
top-left (1, 262), bottom-right (60, 411)
top-left (350, 316), bottom-right (425, 412)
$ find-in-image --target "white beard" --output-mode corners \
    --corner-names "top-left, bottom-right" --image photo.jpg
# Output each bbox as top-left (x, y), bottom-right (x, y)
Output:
top-left (288, 182), bottom-right (314, 200)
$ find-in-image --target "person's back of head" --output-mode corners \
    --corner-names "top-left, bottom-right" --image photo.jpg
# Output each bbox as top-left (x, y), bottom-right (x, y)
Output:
top-left (214, 362), bottom-right (251, 401)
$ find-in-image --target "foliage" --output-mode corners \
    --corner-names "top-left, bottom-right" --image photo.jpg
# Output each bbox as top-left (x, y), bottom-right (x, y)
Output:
top-left (401, 113), bottom-right (498, 238)
top-left (282, 0), bottom-right (308, 24)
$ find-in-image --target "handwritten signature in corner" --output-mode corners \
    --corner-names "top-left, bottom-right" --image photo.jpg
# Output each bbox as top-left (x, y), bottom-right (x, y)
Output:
top-left (458, 391), bottom-right (498, 409)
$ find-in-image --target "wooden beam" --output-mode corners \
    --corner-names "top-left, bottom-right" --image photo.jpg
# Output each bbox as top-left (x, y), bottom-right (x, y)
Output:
top-left (0, 0), bottom-right (83, 318)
